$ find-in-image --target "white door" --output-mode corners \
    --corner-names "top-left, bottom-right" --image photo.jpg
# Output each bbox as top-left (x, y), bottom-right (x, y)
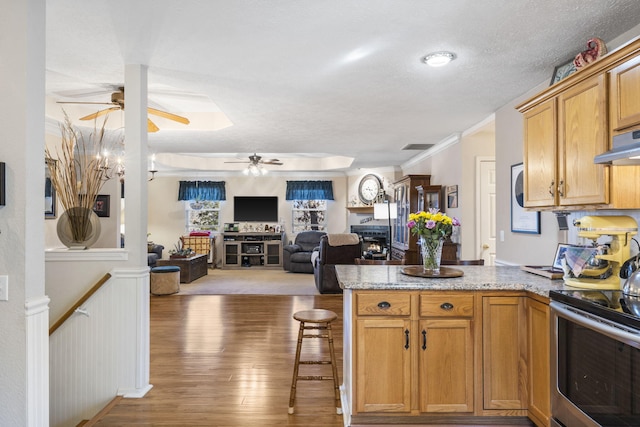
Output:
top-left (477, 159), bottom-right (496, 265)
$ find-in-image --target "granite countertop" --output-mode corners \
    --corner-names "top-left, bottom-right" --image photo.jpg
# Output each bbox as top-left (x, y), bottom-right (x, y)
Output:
top-left (335, 265), bottom-right (573, 297)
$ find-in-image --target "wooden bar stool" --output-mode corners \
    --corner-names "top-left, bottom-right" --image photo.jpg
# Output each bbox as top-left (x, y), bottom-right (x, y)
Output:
top-left (288, 309), bottom-right (342, 415)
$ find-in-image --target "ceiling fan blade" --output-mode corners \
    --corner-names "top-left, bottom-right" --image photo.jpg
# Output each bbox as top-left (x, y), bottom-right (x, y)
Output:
top-left (57, 101), bottom-right (117, 105)
top-left (147, 119), bottom-right (160, 133)
top-left (223, 161), bottom-right (251, 164)
top-left (147, 107), bottom-right (190, 125)
top-left (263, 161), bottom-right (283, 165)
top-left (79, 106), bottom-right (121, 121)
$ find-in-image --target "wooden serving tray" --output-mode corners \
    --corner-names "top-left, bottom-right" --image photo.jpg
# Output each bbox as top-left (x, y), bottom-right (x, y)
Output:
top-left (401, 266), bottom-right (464, 278)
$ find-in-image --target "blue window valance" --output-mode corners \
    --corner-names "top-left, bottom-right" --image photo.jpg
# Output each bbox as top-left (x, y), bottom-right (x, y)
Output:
top-left (178, 181), bottom-right (226, 201)
top-left (285, 180), bottom-right (334, 200)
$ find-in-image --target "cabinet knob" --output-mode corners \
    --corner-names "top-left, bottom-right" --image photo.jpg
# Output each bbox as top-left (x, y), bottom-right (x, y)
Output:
top-left (482, 244), bottom-right (489, 249)
top-left (548, 180), bottom-right (555, 197)
top-left (440, 302), bottom-right (454, 311)
top-left (377, 301), bottom-right (391, 309)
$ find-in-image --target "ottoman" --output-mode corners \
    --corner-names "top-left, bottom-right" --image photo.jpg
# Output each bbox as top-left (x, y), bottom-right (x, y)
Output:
top-left (150, 266), bottom-right (181, 295)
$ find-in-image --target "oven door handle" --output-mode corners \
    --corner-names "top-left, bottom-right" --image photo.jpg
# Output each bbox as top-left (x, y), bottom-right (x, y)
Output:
top-left (550, 301), bottom-right (640, 347)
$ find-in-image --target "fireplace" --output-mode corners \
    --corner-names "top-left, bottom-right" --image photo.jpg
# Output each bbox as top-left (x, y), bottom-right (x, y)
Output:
top-left (350, 225), bottom-right (389, 259)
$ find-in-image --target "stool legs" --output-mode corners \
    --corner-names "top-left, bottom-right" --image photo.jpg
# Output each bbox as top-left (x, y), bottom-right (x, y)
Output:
top-left (288, 319), bottom-right (342, 415)
top-left (326, 321), bottom-right (342, 415)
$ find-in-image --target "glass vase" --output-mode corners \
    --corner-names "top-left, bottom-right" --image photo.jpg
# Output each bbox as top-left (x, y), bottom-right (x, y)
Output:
top-left (419, 236), bottom-right (444, 274)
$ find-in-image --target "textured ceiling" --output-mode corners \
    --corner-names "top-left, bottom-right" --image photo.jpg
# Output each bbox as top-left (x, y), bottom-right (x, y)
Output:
top-left (45, 0), bottom-right (640, 172)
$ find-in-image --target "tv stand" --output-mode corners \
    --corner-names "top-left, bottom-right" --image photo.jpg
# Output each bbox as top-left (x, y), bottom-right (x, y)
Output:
top-left (222, 232), bottom-right (284, 269)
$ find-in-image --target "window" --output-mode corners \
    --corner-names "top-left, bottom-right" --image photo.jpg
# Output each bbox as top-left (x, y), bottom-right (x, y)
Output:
top-left (186, 200), bottom-right (221, 232)
top-left (292, 199), bottom-right (327, 233)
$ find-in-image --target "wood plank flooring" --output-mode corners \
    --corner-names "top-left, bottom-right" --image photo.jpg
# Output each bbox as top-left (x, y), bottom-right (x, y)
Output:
top-left (94, 294), bottom-right (345, 426)
top-left (93, 293), bottom-right (534, 427)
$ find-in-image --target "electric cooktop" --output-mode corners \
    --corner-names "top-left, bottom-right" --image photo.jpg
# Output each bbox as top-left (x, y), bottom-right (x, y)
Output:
top-left (550, 289), bottom-right (640, 330)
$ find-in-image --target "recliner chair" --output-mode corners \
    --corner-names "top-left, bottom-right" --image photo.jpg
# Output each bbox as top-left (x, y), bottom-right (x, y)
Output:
top-left (282, 230), bottom-right (326, 273)
top-left (313, 234), bottom-right (361, 294)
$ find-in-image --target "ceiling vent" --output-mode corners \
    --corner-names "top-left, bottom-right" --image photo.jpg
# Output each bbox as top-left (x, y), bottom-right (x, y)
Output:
top-left (401, 144), bottom-right (434, 151)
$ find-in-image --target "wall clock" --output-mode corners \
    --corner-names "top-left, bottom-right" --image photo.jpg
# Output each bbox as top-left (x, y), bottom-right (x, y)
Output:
top-left (358, 174), bottom-right (383, 204)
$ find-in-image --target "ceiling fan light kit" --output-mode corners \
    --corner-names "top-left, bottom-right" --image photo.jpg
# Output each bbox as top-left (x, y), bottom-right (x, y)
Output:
top-left (226, 153), bottom-right (283, 175)
top-left (421, 51), bottom-right (456, 67)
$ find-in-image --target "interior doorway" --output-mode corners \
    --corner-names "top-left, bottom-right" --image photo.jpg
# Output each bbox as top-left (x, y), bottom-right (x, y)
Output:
top-left (476, 157), bottom-right (496, 265)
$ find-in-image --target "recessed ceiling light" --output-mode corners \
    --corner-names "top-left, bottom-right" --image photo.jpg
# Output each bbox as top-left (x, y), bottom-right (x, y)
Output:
top-left (421, 51), bottom-right (456, 67)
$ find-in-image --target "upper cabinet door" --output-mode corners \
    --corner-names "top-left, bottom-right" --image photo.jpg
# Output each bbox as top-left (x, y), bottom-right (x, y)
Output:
top-left (523, 99), bottom-right (557, 208)
top-left (610, 55), bottom-right (640, 133)
top-left (557, 74), bottom-right (608, 206)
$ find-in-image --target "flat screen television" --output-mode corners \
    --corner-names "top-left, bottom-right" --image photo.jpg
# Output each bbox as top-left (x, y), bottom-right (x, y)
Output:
top-left (234, 196), bottom-right (278, 222)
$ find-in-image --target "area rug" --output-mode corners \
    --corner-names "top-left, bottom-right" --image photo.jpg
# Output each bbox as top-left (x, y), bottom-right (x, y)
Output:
top-left (176, 268), bottom-right (320, 295)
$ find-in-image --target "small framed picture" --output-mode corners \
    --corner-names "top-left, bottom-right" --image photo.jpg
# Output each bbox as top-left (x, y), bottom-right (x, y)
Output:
top-left (446, 185), bottom-right (458, 209)
top-left (93, 194), bottom-right (110, 218)
top-left (553, 244), bottom-right (572, 270)
top-left (550, 59), bottom-right (577, 86)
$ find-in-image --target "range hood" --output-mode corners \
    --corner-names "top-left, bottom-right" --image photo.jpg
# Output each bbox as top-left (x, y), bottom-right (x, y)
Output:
top-left (594, 129), bottom-right (640, 165)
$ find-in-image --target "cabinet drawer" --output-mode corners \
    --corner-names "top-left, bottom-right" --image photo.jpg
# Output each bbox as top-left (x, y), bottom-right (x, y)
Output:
top-left (356, 293), bottom-right (411, 316)
top-left (420, 294), bottom-right (474, 317)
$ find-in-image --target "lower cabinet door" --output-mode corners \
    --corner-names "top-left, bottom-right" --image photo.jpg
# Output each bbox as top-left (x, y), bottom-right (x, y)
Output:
top-left (356, 318), bottom-right (411, 413)
top-left (419, 319), bottom-right (474, 413)
top-left (482, 296), bottom-right (527, 410)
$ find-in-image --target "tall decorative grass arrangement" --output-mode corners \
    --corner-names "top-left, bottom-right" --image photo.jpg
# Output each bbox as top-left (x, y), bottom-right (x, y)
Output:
top-left (45, 112), bottom-right (119, 244)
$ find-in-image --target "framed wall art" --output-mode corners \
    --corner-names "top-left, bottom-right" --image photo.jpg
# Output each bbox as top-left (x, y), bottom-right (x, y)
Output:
top-left (93, 194), bottom-right (110, 218)
top-left (446, 185), bottom-right (458, 209)
top-left (511, 163), bottom-right (540, 234)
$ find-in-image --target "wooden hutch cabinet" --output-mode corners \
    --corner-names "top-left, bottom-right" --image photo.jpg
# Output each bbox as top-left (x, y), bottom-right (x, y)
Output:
top-left (391, 175), bottom-right (438, 264)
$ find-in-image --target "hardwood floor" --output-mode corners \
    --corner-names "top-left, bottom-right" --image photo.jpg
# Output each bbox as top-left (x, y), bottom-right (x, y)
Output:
top-left (94, 294), bottom-right (345, 426)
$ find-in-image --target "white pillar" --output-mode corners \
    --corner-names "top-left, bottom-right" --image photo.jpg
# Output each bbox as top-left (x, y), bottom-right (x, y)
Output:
top-left (123, 64), bottom-right (151, 396)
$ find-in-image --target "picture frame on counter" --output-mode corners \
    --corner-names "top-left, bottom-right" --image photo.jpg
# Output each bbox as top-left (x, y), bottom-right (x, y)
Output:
top-left (511, 163), bottom-right (540, 234)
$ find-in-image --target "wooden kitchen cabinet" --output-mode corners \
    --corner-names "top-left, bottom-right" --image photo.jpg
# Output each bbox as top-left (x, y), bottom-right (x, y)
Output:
top-left (517, 35), bottom-right (640, 210)
top-left (523, 99), bottom-right (557, 208)
top-left (356, 318), bottom-right (412, 413)
top-left (482, 296), bottom-right (528, 411)
top-left (353, 291), bottom-right (475, 415)
top-left (557, 74), bottom-right (609, 206)
top-left (355, 292), bottom-right (412, 413)
top-left (526, 296), bottom-right (551, 427)
top-left (522, 75), bottom-right (608, 208)
top-left (609, 55), bottom-right (640, 133)
top-left (419, 292), bottom-right (474, 413)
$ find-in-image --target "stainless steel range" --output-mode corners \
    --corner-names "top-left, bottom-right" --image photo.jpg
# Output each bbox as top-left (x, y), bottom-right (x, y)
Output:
top-left (549, 289), bottom-right (640, 427)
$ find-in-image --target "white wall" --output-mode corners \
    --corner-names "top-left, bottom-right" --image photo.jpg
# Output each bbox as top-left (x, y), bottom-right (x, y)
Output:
top-left (0, 0), bottom-right (48, 425)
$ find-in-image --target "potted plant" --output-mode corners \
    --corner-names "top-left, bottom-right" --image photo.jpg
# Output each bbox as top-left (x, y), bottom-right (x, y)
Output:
top-left (169, 240), bottom-right (194, 259)
top-left (45, 112), bottom-right (122, 249)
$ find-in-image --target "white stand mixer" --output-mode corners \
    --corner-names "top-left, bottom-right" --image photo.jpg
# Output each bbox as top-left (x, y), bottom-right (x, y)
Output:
top-left (564, 215), bottom-right (638, 290)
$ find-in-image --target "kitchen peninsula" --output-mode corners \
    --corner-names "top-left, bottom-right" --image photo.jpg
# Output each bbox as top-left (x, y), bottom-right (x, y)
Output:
top-left (336, 264), bottom-right (567, 427)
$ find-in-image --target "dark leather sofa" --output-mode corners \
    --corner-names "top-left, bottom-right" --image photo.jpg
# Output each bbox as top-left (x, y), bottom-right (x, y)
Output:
top-left (147, 244), bottom-right (164, 268)
top-left (313, 234), bottom-right (361, 294)
top-left (282, 231), bottom-right (326, 273)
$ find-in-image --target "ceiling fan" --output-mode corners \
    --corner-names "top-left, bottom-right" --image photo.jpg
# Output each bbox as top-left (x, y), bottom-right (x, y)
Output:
top-left (224, 154), bottom-right (283, 175)
top-left (224, 154), bottom-right (283, 166)
top-left (57, 86), bottom-right (190, 133)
